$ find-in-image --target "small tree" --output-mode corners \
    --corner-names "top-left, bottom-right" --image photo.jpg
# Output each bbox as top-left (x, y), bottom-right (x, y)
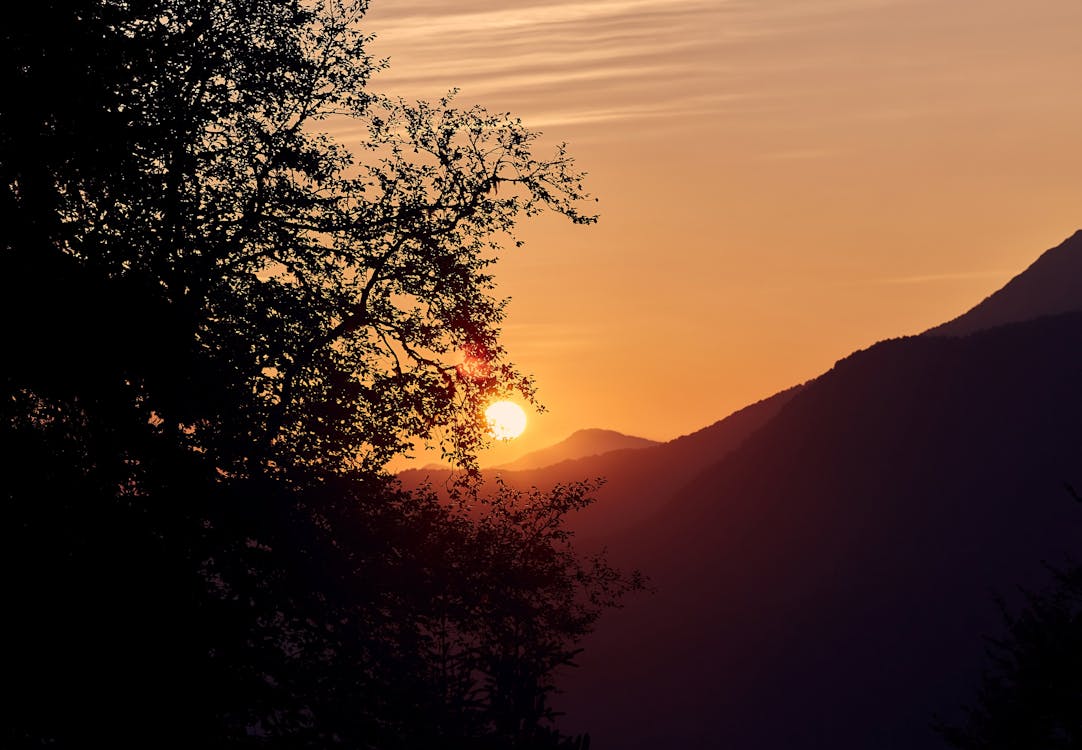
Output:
top-left (934, 562), bottom-right (1082, 749)
top-left (419, 480), bottom-right (645, 745)
top-left (934, 488), bottom-right (1082, 750)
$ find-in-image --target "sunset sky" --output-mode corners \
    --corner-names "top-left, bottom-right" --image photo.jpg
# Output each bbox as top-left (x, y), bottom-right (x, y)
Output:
top-left (349, 0), bottom-right (1082, 466)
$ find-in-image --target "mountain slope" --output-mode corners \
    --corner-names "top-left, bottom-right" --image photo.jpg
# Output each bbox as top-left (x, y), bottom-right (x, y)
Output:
top-left (495, 429), bottom-right (659, 471)
top-left (397, 386), bottom-right (801, 538)
top-left (558, 311), bottom-right (1082, 749)
top-left (925, 229), bottom-right (1082, 337)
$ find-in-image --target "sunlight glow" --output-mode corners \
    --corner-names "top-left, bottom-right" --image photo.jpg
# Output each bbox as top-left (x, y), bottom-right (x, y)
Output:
top-left (485, 400), bottom-right (528, 440)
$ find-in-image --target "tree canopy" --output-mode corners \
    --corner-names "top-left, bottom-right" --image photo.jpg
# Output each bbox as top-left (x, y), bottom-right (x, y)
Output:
top-left (3, 0), bottom-right (596, 481)
top-left (1, 1), bottom-right (636, 747)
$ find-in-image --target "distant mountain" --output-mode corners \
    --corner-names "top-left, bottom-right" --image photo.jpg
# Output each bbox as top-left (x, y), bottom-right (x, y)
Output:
top-left (401, 429), bottom-right (655, 477)
top-left (397, 386), bottom-right (801, 538)
top-left (495, 429), bottom-right (659, 471)
top-left (418, 462), bottom-right (451, 471)
top-left (925, 229), bottom-right (1082, 337)
top-left (552, 236), bottom-right (1082, 749)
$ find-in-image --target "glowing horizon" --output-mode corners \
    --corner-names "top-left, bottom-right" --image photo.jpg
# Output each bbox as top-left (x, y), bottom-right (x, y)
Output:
top-left (357, 0), bottom-right (1082, 468)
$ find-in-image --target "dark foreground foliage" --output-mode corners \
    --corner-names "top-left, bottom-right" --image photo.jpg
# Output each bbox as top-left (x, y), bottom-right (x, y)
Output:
top-left (1, 0), bottom-right (638, 746)
top-left (935, 560), bottom-right (1082, 749)
top-left (3, 403), bottom-right (637, 746)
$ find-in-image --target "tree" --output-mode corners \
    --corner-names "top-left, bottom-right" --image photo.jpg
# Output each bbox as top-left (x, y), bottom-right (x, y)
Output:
top-left (3, 0), bottom-right (596, 482)
top-left (934, 562), bottom-right (1082, 749)
top-left (934, 487), bottom-right (1082, 749)
top-left (2, 1), bottom-right (637, 747)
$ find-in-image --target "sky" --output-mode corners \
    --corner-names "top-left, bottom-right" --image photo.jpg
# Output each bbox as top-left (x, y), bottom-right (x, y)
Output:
top-left (345, 0), bottom-right (1082, 467)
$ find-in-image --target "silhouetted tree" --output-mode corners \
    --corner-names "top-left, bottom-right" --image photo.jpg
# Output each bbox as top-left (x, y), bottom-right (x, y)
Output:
top-left (934, 563), bottom-right (1082, 749)
top-left (4, 0), bottom-right (595, 480)
top-left (2, 1), bottom-right (633, 747)
top-left (934, 488), bottom-right (1082, 749)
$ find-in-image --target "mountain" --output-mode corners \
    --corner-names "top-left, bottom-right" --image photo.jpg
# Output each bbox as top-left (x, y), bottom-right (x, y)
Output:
top-left (397, 386), bottom-right (801, 539)
top-left (495, 428), bottom-right (659, 471)
top-left (552, 232), bottom-right (1082, 749)
top-left (400, 429), bottom-right (657, 477)
top-left (925, 229), bottom-right (1082, 337)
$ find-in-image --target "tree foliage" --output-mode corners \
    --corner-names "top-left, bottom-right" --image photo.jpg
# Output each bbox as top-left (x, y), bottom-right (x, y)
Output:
top-left (3, 0), bottom-right (595, 481)
top-left (934, 562), bottom-right (1082, 749)
top-left (1, 1), bottom-right (637, 747)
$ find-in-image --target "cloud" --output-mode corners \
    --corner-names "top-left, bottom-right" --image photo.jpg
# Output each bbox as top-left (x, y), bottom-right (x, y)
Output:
top-left (362, 0), bottom-right (905, 129)
top-left (520, 93), bottom-right (754, 129)
top-left (759, 148), bottom-right (838, 161)
top-left (368, 0), bottom-right (723, 40)
top-left (868, 269), bottom-right (1011, 285)
top-left (500, 321), bottom-right (601, 358)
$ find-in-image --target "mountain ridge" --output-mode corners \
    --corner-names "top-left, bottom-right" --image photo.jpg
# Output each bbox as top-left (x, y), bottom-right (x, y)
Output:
top-left (924, 228), bottom-right (1082, 337)
top-left (551, 224), bottom-right (1082, 750)
top-left (559, 310), bottom-right (1082, 748)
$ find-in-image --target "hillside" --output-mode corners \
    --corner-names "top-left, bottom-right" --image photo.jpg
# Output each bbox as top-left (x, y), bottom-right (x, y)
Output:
top-left (558, 311), bottom-right (1082, 749)
top-left (396, 229), bottom-right (1082, 747)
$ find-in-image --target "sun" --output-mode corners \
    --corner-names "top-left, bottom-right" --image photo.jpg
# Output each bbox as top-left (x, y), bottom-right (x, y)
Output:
top-left (485, 400), bottom-right (527, 440)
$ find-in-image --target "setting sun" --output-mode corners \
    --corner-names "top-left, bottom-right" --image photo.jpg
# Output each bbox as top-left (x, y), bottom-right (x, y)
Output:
top-left (485, 400), bottom-right (527, 440)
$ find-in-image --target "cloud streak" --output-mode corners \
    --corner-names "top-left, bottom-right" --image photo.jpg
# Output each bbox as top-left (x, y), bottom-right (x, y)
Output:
top-left (867, 270), bottom-right (1012, 286)
top-left (362, 0), bottom-right (903, 129)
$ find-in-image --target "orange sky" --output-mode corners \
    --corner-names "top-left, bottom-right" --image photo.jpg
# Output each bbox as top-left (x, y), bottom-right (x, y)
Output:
top-left (348, 0), bottom-right (1082, 468)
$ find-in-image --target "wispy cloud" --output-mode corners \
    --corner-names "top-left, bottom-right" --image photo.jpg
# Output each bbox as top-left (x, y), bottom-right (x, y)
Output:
top-left (500, 321), bottom-right (601, 358)
top-left (368, 0), bottom-right (725, 41)
top-left (759, 148), bottom-right (839, 161)
top-left (867, 269), bottom-right (1012, 285)
top-left (362, 0), bottom-right (904, 129)
top-left (520, 93), bottom-right (756, 129)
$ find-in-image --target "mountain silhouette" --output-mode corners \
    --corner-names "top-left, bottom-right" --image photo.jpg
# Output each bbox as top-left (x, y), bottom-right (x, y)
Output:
top-left (495, 428), bottom-right (659, 471)
top-left (548, 231), bottom-right (1082, 748)
top-left (398, 387), bottom-right (800, 538)
top-left (925, 229), bottom-right (1082, 337)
